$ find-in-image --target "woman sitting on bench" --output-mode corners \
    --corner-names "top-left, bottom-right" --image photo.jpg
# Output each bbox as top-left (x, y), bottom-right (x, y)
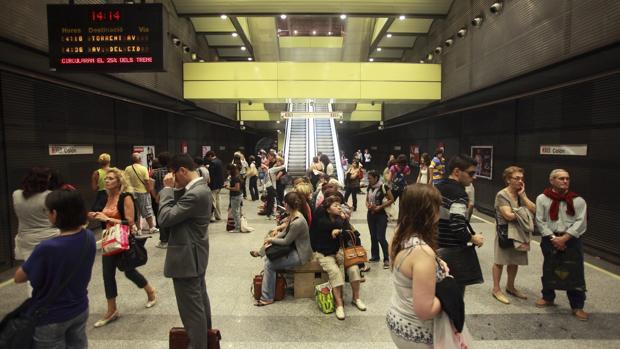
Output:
top-left (255, 192), bottom-right (313, 306)
top-left (311, 195), bottom-right (367, 320)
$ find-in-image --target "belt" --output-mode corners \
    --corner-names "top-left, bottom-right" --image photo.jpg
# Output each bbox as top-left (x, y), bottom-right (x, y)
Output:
top-left (553, 232), bottom-right (566, 236)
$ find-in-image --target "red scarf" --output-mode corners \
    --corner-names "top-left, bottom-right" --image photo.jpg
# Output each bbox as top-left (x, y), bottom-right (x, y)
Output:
top-left (543, 188), bottom-right (578, 221)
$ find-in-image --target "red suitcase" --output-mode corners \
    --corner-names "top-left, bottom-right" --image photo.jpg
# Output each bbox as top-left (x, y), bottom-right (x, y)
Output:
top-left (169, 327), bottom-right (221, 349)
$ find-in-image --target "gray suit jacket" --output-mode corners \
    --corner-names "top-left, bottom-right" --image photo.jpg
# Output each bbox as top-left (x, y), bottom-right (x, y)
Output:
top-left (158, 178), bottom-right (212, 278)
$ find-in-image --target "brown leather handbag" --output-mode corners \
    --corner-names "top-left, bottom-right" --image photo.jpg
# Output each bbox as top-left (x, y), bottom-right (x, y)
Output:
top-left (340, 230), bottom-right (368, 268)
top-left (252, 272), bottom-right (286, 301)
top-left (169, 327), bottom-right (221, 349)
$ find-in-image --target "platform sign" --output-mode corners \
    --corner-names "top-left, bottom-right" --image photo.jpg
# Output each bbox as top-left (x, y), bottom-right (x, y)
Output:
top-left (540, 144), bottom-right (587, 156)
top-left (47, 3), bottom-right (164, 72)
top-left (49, 144), bottom-right (93, 156)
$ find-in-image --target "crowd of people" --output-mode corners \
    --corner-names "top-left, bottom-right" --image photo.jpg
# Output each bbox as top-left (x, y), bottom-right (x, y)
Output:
top-left (5, 145), bottom-right (590, 348)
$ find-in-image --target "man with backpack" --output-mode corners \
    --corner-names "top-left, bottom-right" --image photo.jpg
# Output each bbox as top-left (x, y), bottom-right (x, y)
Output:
top-left (387, 154), bottom-right (411, 202)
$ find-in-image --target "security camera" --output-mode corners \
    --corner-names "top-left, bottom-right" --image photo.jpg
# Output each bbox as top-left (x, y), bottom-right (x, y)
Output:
top-left (434, 46), bottom-right (442, 54)
top-left (471, 15), bottom-right (484, 27)
top-left (490, 1), bottom-right (503, 14)
top-left (182, 45), bottom-right (190, 53)
top-left (457, 27), bottom-right (467, 38)
top-left (444, 38), bottom-right (454, 47)
top-left (172, 37), bottom-right (181, 46)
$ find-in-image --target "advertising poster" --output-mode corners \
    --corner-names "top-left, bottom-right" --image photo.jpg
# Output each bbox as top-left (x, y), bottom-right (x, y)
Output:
top-left (132, 145), bottom-right (155, 170)
top-left (409, 145), bottom-right (420, 164)
top-left (180, 141), bottom-right (188, 154)
top-left (202, 145), bottom-right (212, 158)
top-left (471, 145), bottom-right (493, 180)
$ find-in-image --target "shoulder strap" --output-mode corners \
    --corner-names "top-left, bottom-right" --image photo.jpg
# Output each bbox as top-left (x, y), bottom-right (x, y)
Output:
top-left (34, 232), bottom-right (91, 317)
top-left (131, 165), bottom-right (147, 187)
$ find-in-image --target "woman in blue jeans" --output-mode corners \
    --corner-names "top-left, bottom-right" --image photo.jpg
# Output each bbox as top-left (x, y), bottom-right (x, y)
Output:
top-left (366, 170), bottom-right (394, 269)
top-left (14, 187), bottom-right (96, 348)
top-left (256, 192), bottom-right (313, 305)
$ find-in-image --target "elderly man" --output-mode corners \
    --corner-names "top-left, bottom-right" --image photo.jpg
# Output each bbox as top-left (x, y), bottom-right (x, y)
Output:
top-left (125, 152), bottom-right (158, 234)
top-left (535, 169), bottom-right (588, 321)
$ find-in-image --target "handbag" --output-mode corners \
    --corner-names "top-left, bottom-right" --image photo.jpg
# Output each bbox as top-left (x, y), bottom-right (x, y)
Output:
top-left (315, 282), bottom-right (335, 314)
top-left (169, 327), bottom-right (221, 349)
top-left (240, 216), bottom-right (254, 233)
top-left (436, 222), bottom-right (484, 286)
top-left (252, 272), bottom-right (286, 301)
top-left (101, 223), bottom-right (131, 256)
top-left (496, 223), bottom-right (513, 249)
top-left (340, 230), bottom-right (368, 268)
top-left (117, 234), bottom-right (148, 272)
top-left (264, 218), bottom-right (295, 261)
top-left (542, 243), bottom-right (586, 291)
top-left (0, 234), bottom-right (90, 349)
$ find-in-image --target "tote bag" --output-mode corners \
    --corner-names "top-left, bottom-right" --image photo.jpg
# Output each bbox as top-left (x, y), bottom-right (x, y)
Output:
top-left (101, 224), bottom-right (130, 256)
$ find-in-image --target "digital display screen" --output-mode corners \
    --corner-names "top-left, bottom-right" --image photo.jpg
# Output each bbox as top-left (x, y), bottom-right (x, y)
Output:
top-left (47, 4), bottom-right (164, 72)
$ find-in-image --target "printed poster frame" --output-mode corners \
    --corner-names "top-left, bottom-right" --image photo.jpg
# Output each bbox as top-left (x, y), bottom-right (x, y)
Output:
top-left (470, 145), bottom-right (493, 180)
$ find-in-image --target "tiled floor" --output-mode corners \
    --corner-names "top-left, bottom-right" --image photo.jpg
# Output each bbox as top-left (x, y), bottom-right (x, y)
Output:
top-left (2, 190), bottom-right (620, 348)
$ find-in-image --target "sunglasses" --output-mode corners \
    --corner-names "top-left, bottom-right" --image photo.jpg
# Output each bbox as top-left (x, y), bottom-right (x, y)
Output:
top-left (465, 171), bottom-right (476, 177)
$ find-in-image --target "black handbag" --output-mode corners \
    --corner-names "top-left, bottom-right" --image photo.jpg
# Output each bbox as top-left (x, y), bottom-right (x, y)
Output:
top-left (496, 223), bottom-right (513, 249)
top-left (117, 234), bottom-right (149, 272)
top-left (265, 218), bottom-right (296, 261)
top-left (0, 234), bottom-right (90, 349)
top-left (437, 222), bottom-right (484, 286)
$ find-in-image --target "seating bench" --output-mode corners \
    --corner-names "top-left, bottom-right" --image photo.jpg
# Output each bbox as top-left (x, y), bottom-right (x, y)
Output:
top-left (283, 258), bottom-right (328, 298)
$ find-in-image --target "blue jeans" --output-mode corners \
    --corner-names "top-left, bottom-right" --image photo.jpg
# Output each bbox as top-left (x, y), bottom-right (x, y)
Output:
top-left (368, 212), bottom-right (389, 261)
top-left (33, 309), bottom-right (88, 349)
top-left (261, 249), bottom-right (302, 301)
top-left (540, 236), bottom-right (586, 309)
top-left (230, 195), bottom-right (242, 230)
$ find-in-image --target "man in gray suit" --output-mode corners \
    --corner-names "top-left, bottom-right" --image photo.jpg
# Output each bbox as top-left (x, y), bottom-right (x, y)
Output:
top-left (158, 153), bottom-right (212, 349)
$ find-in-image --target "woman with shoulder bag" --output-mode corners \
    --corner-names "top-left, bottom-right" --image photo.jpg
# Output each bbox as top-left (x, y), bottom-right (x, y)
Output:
top-left (344, 159), bottom-right (362, 211)
top-left (10, 188), bottom-right (96, 349)
top-left (88, 168), bottom-right (157, 328)
top-left (491, 166), bottom-right (536, 304)
top-left (255, 192), bottom-right (313, 306)
top-left (366, 170), bottom-right (394, 269)
top-left (310, 195), bottom-right (366, 320)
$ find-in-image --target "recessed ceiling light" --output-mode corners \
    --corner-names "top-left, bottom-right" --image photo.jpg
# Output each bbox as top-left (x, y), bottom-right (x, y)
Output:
top-left (276, 120), bottom-right (280, 124)
top-left (399, 15), bottom-right (406, 20)
top-left (339, 120), bottom-right (343, 124)
top-left (220, 14), bottom-right (227, 20)
top-left (294, 30), bottom-right (298, 35)
top-left (340, 14), bottom-right (347, 20)
top-left (312, 30), bottom-right (317, 35)
top-left (248, 57), bottom-right (253, 61)
top-left (369, 58), bottom-right (374, 62)
top-left (199, 59), bottom-right (205, 63)
top-left (377, 47), bottom-right (382, 52)
top-left (280, 14), bottom-right (287, 19)
top-left (240, 46), bottom-right (246, 51)
top-left (328, 31), bottom-right (332, 35)
top-left (231, 33), bottom-right (238, 37)
top-left (386, 33), bottom-right (392, 38)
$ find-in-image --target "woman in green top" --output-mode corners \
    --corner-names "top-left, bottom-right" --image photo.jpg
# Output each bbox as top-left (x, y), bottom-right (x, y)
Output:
top-left (91, 153), bottom-right (111, 211)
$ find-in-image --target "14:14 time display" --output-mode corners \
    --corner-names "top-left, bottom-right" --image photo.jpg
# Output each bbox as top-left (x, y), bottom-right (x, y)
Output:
top-left (90, 10), bottom-right (121, 22)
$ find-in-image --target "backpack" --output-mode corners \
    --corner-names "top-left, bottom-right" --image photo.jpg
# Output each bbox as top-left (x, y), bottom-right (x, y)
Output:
top-left (392, 169), bottom-right (407, 191)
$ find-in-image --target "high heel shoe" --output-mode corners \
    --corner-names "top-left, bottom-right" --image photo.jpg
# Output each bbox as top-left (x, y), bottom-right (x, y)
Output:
top-left (94, 311), bottom-right (119, 328)
top-left (145, 290), bottom-right (157, 308)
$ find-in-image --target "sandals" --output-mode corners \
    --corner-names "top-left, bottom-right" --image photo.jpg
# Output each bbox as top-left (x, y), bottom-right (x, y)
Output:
top-left (254, 300), bottom-right (274, 306)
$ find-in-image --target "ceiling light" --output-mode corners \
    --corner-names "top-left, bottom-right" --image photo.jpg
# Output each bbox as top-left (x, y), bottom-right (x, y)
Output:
top-left (490, 1), bottom-right (503, 14)
top-left (369, 58), bottom-right (374, 62)
top-left (386, 33), bottom-right (392, 38)
top-left (171, 37), bottom-right (181, 46)
top-left (339, 120), bottom-right (343, 124)
top-left (444, 38), bottom-right (454, 47)
top-left (182, 45), bottom-right (190, 53)
top-left (280, 14), bottom-right (287, 19)
top-left (199, 59), bottom-right (205, 63)
top-left (328, 31), bottom-right (332, 35)
top-left (434, 46), bottom-right (442, 54)
top-left (231, 33), bottom-right (238, 37)
top-left (419, 60), bottom-right (425, 63)
top-left (426, 53), bottom-right (433, 61)
top-left (399, 15), bottom-right (406, 21)
top-left (294, 30), bottom-right (298, 35)
top-left (191, 52), bottom-right (197, 61)
top-left (376, 47), bottom-right (382, 52)
top-left (340, 14), bottom-right (347, 20)
top-left (471, 15), bottom-right (484, 27)
top-left (220, 14), bottom-right (227, 20)
top-left (240, 46), bottom-right (246, 51)
top-left (276, 120), bottom-right (280, 124)
top-left (277, 129), bottom-right (281, 133)
top-left (248, 57), bottom-right (253, 61)
top-left (312, 30), bottom-right (317, 35)
top-left (457, 27), bottom-right (467, 38)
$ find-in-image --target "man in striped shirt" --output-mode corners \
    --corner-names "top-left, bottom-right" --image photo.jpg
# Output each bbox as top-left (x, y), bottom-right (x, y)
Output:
top-left (436, 154), bottom-right (484, 295)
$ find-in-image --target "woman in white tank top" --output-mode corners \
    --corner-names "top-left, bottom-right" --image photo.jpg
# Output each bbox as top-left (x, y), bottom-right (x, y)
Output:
top-left (416, 153), bottom-right (431, 185)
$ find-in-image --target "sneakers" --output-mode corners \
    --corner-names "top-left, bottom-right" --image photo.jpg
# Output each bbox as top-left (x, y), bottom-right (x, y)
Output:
top-left (155, 241), bottom-right (168, 249)
top-left (383, 261), bottom-right (390, 269)
top-left (335, 306), bottom-right (345, 320)
top-left (351, 299), bottom-right (367, 311)
top-left (535, 298), bottom-right (555, 308)
top-left (149, 227), bottom-right (159, 235)
top-left (572, 309), bottom-right (589, 321)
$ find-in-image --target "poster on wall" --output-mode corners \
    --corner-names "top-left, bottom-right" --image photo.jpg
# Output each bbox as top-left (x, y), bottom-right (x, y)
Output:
top-left (202, 146), bottom-right (212, 158)
top-left (132, 145), bottom-right (155, 170)
top-left (409, 145), bottom-right (420, 164)
top-left (471, 145), bottom-right (493, 180)
top-left (180, 141), bottom-right (188, 154)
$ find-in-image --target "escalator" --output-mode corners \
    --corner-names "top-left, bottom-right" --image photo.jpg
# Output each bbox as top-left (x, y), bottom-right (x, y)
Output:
top-left (312, 105), bottom-right (344, 183)
top-left (284, 118), bottom-right (308, 177)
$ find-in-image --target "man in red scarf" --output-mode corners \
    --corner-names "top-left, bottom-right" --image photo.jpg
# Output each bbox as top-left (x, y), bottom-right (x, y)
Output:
top-left (535, 169), bottom-right (588, 321)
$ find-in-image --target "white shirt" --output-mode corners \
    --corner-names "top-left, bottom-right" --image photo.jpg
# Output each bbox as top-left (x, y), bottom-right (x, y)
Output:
top-left (535, 194), bottom-right (587, 238)
top-left (185, 177), bottom-right (203, 190)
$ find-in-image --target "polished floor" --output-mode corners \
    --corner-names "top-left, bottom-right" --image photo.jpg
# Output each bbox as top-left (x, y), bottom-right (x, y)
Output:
top-left (2, 190), bottom-right (620, 348)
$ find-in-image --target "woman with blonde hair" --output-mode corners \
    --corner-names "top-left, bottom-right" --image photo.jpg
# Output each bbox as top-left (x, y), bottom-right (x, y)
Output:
top-left (89, 168), bottom-right (156, 327)
top-left (387, 184), bottom-right (447, 348)
top-left (491, 166), bottom-right (536, 304)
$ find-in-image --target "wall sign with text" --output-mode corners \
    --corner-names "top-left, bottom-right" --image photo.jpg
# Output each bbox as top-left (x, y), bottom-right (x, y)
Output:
top-left (540, 144), bottom-right (587, 156)
top-left (47, 3), bottom-right (164, 72)
top-left (49, 144), bottom-right (93, 156)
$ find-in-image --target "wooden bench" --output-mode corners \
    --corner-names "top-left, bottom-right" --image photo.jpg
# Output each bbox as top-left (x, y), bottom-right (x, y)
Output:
top-left (283, 258), bottom-right (328, 299)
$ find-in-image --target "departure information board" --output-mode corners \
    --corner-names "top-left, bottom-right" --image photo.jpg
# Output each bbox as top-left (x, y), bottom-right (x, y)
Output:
top-left (47, 4), bottom-right (164, 72)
